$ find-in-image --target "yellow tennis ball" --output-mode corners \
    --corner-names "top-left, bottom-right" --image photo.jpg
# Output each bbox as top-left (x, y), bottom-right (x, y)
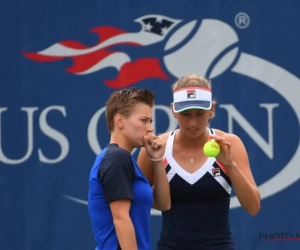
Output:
top-left (203, 141), bottom-right (220, 157)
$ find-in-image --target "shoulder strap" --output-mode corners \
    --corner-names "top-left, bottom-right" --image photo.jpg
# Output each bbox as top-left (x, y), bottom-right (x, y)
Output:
top-left (208, 127), bottom-right (215, 135)
top-left (165, 129), bottom-right (177, 158)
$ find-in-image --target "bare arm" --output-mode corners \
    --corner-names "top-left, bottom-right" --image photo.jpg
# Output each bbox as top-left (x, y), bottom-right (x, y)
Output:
top-left (151, 159), bottom-right (170, 211)
top-left (109, 199), bottom-right (137, 250)
top-left (213, 132), bottom-right (261, 215)
top-left (227, 134), bottom-right (260, 215)
top-left (137, 134), bottom-right (170, 211)
top-left (137, 147), bottom-right (154, 185)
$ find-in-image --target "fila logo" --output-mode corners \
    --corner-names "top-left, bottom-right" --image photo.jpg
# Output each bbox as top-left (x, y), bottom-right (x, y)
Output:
top-left (212, 167), bottom-right (221, 177)
top-left (187, 89), bottom-right (196, 98)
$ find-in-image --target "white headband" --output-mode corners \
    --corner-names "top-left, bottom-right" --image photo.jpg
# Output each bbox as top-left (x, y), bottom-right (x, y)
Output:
top-left (173, 87), bottom-right (212, 113)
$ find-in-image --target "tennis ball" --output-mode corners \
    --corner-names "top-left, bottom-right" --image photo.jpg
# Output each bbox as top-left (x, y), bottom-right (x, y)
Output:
top-left (203, 141), bottom-right (220, 157)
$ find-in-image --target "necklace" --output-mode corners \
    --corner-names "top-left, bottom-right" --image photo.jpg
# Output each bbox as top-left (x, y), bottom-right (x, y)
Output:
top-left (189, 151), bottom-right (199, 164)
top-left (177, 131), bottom-right (205, 164)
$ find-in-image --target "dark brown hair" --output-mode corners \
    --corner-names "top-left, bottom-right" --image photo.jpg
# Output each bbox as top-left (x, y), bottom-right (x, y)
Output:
top-left (105, 88), bottom-right (155, 132)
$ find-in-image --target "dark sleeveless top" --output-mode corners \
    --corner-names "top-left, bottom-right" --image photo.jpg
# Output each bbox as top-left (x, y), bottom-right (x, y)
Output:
top-left (157, 128), bottom-right (236, 250)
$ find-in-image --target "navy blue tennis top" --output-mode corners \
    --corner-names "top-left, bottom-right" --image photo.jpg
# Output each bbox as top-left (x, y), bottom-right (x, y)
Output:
top-left (88, 143), bottom-right (153, 250)
top-left (157, 129), bottom-right (236, 250)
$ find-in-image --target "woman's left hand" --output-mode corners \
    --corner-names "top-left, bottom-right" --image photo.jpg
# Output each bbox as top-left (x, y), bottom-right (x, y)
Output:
top-left (208, 134), bottom-right (235, 169)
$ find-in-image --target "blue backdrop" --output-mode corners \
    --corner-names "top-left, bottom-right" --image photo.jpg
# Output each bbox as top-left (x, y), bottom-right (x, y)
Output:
top-left (1, 0), bottom-right (300, 249)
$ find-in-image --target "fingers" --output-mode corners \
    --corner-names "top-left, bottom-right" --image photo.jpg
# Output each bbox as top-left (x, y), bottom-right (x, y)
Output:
top-left (151, 139), bottom-right (163, 149)
top-left (144, 133), bottom-right (163, 149)
top-left (208, 135), bottom-right (231, 150)
top-left (208, 134), bottom-right (223, 141)
top-left (144, 133), bottom-right (165, 161)
top-left (145, 133), bottom-right (157, 143)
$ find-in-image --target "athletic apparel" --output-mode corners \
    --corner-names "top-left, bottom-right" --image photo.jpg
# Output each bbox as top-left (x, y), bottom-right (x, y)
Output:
top-left (157, 129), bottom-right (236, 250)
top-left (173, 87), bottom-right (212, 112)
top-left (88, 143), bottom-right (153, 250)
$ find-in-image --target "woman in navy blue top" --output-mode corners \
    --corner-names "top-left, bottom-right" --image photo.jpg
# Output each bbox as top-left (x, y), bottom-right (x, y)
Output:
top-left (88, 88), bottom-right (170, 250)
top-left (138, 75), bottom-right (261, 250)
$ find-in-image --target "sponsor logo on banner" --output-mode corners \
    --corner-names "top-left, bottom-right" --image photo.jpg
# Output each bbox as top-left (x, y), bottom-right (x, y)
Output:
top-left (1, 14), bottom-right (299, 215)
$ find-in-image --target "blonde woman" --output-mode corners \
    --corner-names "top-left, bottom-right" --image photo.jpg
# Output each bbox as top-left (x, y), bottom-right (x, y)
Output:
top-left (138, 75), bottom-right (260, 250)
